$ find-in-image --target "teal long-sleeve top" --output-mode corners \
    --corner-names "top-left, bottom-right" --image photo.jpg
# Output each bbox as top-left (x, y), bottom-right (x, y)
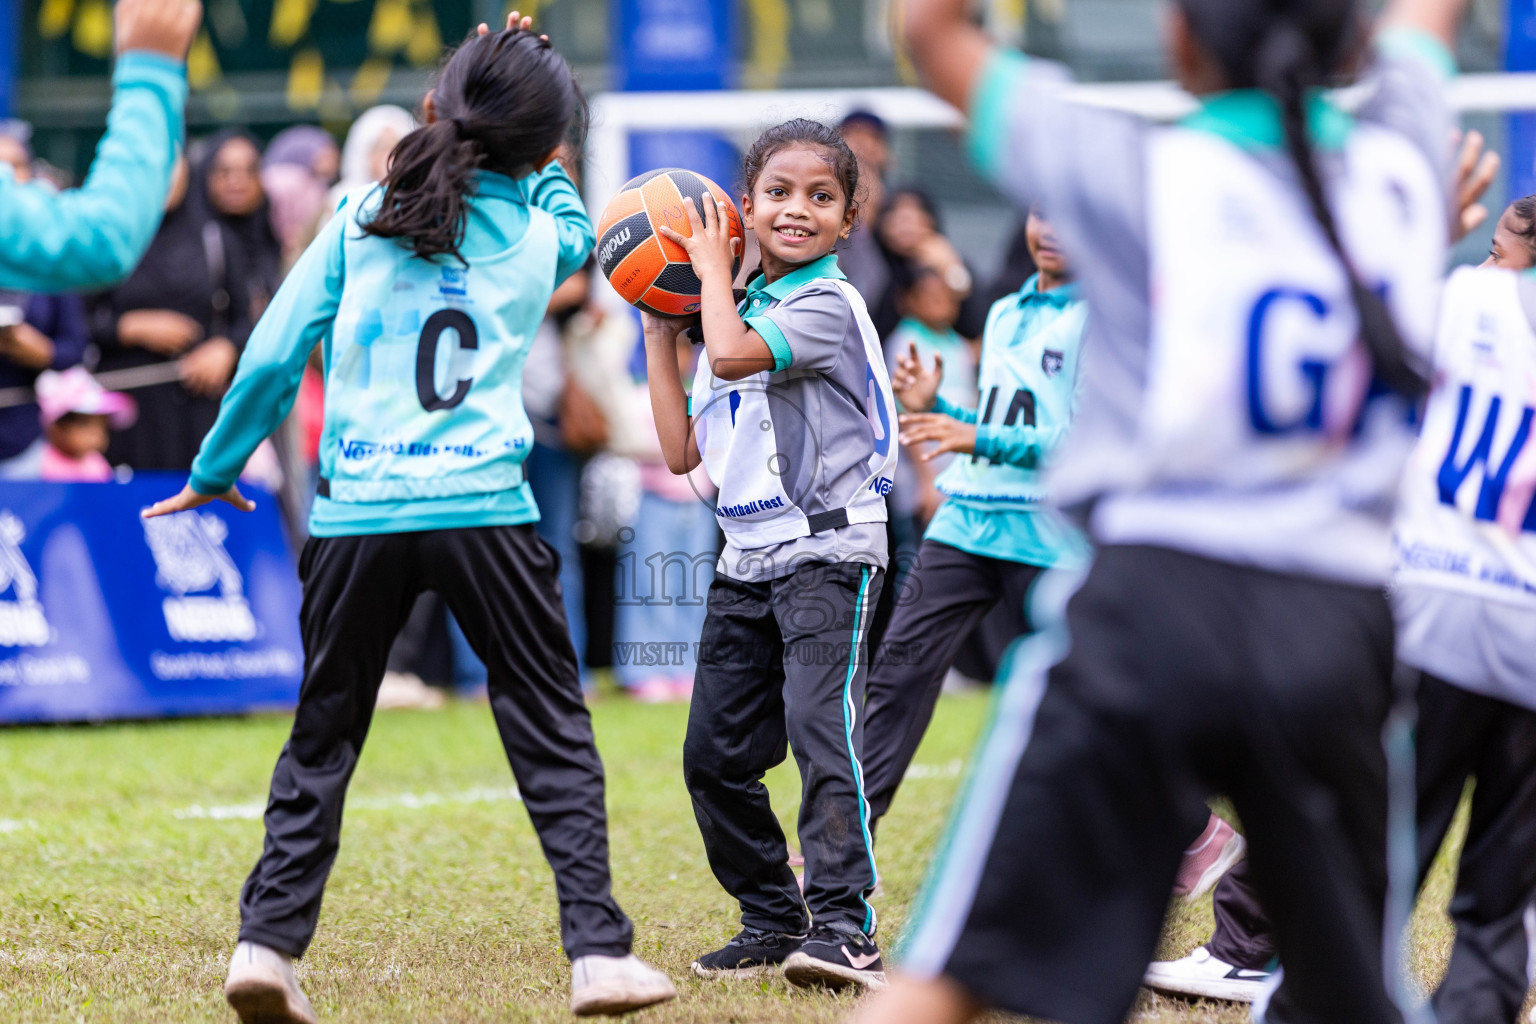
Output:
top-left (187, 164), bottom-right (595, 537)
top-left (924, 275), bottom-right (1092, 569)
top-left (0, 53), bottom-right (187, 293)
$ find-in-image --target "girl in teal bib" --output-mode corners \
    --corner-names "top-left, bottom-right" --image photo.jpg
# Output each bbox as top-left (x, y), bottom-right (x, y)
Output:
top-left (145, 15), bottom-right (675, 1020)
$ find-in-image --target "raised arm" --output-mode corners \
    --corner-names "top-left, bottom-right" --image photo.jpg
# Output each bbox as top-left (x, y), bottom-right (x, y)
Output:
top-left (1378, 0), bottom-right (1469, 50)
top-left (524, 161), bottom-right (595, 286)
top-left (657, 197), bottom-right (773, 382)
top-left (145, 206), bottom-right (349, 517)
top-left (0, 0), bottom-right (200, 293)
top-left (901, 0), bottom-right (996, 115)
top-left (641, 314), bottom-right (703, 475)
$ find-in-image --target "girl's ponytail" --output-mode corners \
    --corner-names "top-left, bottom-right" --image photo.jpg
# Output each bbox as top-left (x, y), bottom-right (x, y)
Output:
top-left (1178, 0), bottom-right (1431, 402)
top-left (363, 117), bottom-right (484, 264)
top-left (362, 28), bottom-right (583, 265)
top-left (1254, 17), bottom-right (1430, 402)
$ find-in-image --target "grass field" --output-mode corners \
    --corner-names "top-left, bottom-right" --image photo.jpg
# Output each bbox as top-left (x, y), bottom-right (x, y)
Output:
top-left (0, 691), bottom-right (1467, 1024)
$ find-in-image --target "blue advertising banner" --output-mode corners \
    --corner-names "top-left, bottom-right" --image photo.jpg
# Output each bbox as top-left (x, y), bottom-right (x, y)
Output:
top-left (0, 475), bottom-right (303, 724)
top-left (612, 0), bottom-right (734, 92)
top-left (1508, 0), bottom-right (1536, 200)
top-left (0, 0), bottom-right (14, 117)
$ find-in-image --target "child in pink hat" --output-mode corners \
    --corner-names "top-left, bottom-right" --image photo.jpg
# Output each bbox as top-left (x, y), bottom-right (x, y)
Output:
top-left (35, 367), bottom-right (136, 482)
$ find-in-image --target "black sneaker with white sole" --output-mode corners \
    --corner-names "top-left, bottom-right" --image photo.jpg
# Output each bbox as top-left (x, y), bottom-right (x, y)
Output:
top-left (781, 927), bottom-right (886, 991)
top-left (690, 928), bottom-right (806, 978)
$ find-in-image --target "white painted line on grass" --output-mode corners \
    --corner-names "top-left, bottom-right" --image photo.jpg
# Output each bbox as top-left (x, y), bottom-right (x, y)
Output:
top-left (905, 760), bottom-right (963, 780)
top-left (173, 786), bottom-right (521, 821)
top-left (0, 818), bottom-right (36, 833)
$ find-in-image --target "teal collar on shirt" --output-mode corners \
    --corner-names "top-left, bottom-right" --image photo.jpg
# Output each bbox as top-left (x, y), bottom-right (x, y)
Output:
top-left (1180, 89), bottom-right (1352, 154)
top-left (473, 170), bottom-right (532, 203)
top-left (1017, 273), bottom-right (1081, 307)
top-left (745, 252), bottom-right (846, 302)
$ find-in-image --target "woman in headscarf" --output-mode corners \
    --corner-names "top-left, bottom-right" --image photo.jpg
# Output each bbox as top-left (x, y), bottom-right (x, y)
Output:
top-left (327, 104), bottom-right (416, 212)
top-left (260, 125), bottom-right (339, 270)
top-left (200, 130), bottom-right (283, 326)
top-left (88, 152), bottom-right (254, 471)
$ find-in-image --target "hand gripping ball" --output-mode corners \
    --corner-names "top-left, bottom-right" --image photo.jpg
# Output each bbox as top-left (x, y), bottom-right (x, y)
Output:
top-left (595, 168), bottom-right (744, 317)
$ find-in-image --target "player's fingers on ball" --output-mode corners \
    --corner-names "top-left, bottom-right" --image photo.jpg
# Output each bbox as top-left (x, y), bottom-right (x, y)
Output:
top-left (932, 351), bottom-right (944, 373)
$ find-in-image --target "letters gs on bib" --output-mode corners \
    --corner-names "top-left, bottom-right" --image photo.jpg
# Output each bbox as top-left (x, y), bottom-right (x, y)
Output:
top-left (1246, 284), bottom-right (1403, 435)
top-left (416, 309), bottom-right (478, 412)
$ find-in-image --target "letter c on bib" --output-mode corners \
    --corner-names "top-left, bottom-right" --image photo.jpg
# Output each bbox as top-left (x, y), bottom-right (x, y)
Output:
top-left (416, 309), bottom-right (479, 412)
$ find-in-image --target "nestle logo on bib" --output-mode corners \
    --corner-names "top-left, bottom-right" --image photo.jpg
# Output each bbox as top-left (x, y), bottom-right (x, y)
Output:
top-left (0, 512), bottom-right (50, 647)
top-left (142, 512), bottom-right (258, 643)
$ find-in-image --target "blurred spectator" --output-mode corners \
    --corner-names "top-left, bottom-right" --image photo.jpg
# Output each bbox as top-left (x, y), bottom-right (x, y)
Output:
top-left (35, 367), bottom-right (136, 481)
top-left (89, 154), bottom-right (252, 471)
top-left (261, 125), bottom-right (340, 270)
top-left (0, 122), bottom-right (91, 479)
top-left (838, 110), bottom-right (893, 312)
top-left (876, 187), bottom-right (989, 340)
top-left (328, 105), bottom-right (416, 213)
top-left (201, 131), bottom-right (283, 324)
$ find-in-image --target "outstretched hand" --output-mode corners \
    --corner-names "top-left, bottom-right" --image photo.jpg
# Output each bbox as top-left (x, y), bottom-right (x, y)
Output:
top-left (899, 412), bottom-right (976, 461)
top-left (1452, 129), bottom-right (1500, 243)
top-left (115, 0), bottom-right (202, 59)
top-left (142, 482), bottom-right (256, 519)
top-left (656, 195), bottom-right (741, 287)
top-left (478, 9), bottom-right (546, 40)
top-left (891, 341), bottom-right (943, 413)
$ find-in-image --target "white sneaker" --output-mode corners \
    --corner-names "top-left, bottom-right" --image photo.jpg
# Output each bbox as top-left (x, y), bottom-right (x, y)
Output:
top-left (224, 941), bottom-right (317, 1024)
top-left (569, 953), bottom-right (677, 1017)
top-left (1143, 946), bottom-right (1271, 1003)
top-left (375, 671), bottom-right (446, 710)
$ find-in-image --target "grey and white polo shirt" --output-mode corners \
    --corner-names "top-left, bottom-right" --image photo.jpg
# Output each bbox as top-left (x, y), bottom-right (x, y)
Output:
top-left (691, 253), bottom-right (898, 582)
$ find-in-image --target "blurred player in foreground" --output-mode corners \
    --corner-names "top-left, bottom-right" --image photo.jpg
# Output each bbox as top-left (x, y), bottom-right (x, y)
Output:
top-left (145, 14), bottom-right (674, 1022)
top-left (853, 0), bottom-right (1466, 1022)
top-left (1149, 189), bottom-right (1536, 1024)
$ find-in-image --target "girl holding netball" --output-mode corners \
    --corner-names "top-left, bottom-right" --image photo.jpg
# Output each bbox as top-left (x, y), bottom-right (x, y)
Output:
top-left (145, 15), bottom-right (674, 1022)
top-left (641, 119), bottom-right (896, 990)
top-left (853, 1), bottom-right (1467, 1023)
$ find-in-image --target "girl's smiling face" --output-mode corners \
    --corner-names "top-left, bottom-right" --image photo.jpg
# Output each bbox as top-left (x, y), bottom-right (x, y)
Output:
top-left (743, 144), bottom-right (856, 282)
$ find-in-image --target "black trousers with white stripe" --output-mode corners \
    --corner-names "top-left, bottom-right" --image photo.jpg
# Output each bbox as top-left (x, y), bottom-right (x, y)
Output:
top-left (900, 545), bottom-right (1403, 1024)
top-left (1210, 672), bottom-right (1536, 1024)
top-left (862, 539), bottom-right (1041, 828)
top-left (683, 560), bottom-right (884, 939)
top-left (237, 525), bottom-right (633, 961)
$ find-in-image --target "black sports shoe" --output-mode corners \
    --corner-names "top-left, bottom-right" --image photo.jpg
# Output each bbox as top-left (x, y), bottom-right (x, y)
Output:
top-left (690, 928), bottom-right (807, 978)
top-left (782, 927), bottom-right (886, 991)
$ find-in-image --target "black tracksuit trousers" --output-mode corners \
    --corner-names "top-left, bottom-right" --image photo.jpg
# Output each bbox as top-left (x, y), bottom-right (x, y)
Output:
top-left (1209, 671), bottom-right (1536, 1024)
top-left (907, 546), bottom-right (1404, 1024)
top-left (237, 525), bottom-right (633, 961)
top-left (683, 561), bottom-right (884, 938)
top-left (862, 539), bottom-right (1041, 826)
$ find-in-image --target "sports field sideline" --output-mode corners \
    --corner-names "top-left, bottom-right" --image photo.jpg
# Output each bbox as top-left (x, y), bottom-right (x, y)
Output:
top-left (0, 693), bottom-right (1467, 1023)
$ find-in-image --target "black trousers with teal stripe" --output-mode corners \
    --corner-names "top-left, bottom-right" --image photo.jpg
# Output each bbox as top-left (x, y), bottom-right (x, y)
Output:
top-left (684, 560), bottom-right (884, 939)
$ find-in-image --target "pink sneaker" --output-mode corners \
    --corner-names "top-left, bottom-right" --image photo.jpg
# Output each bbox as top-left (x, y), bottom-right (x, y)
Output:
top-left (1173, 814), bottom-right (1246, 898)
